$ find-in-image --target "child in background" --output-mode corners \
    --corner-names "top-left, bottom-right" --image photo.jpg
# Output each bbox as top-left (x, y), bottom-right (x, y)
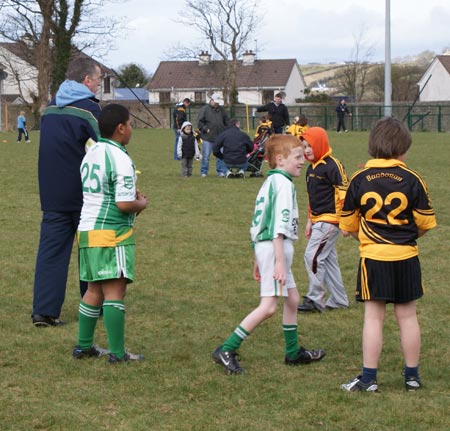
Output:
top-left (212, 134), bottom-right (325, 374)
top-left (177, 121), bottom-right (201, 177)
top-left (286, 115), bottom-right (309, 137)
top-left (339, 117), bottom-right (437, 392)
top-left (17, 111), bottom-right (30, 143)
top-left (73, 104), bottom-right (148, 363)
top-left (298, 127), bottom-right (349, 312)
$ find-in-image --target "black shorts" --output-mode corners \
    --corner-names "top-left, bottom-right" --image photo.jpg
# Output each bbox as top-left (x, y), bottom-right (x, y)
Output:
top-left (356, 256), bottom-right (423, 304)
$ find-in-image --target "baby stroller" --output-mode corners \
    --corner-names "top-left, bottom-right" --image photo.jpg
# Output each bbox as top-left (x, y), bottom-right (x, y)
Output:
top-left (247, 129), bottom-right (270, 177)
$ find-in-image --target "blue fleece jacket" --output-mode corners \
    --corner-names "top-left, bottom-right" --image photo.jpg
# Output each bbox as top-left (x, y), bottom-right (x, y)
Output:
top-left (38, 80), bottom-right (101, 212)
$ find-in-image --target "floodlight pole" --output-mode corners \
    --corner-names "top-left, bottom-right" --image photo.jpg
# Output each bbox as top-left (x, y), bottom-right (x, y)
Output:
top-left (384, 0), bottom-right (392, 117)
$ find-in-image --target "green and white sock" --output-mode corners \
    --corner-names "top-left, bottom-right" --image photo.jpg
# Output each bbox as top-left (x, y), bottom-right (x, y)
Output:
top-left (103, 300), bottom-right (126, 358)
top-left (222, 325), bottom-right (249, 352)
top-left (77, 301), bottom-right (101, 350)
top-left (283, 324), bottom-right (299, 359)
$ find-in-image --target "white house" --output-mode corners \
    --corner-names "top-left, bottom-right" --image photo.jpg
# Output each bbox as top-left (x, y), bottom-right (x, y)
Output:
top-left (0, 42), bottom-right (115, 103)
top-left (418, 53), bottom-right (450, 102)
top-left (148, 51), bottom-right (306, 105)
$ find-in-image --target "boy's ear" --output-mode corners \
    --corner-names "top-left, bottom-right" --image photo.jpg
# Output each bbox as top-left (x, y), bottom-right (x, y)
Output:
top-left (116, 123), bottom-right (125, 135)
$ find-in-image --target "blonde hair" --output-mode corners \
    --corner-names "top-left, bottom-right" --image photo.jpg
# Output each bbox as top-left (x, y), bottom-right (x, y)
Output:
top-left (266, 135), bottom-right (302, 169)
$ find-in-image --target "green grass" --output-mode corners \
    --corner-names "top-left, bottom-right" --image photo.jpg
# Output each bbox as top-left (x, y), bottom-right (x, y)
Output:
top-left (0, 128), bottom-right (448, 431)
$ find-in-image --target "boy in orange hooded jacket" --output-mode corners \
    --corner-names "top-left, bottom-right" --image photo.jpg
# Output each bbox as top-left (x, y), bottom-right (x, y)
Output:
top-left (297, 127), bottom-right (349, 312)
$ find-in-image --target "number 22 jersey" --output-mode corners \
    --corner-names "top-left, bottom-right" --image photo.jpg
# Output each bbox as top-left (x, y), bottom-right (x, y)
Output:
top-left (339, 159), bottom-right (437, 261)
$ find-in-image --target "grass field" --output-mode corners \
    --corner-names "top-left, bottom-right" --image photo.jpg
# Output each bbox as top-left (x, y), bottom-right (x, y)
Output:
top-left (0, 128), bottom-right (449, 431)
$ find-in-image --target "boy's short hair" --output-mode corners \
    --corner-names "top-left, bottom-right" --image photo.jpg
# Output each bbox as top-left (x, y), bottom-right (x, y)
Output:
top-left (99, 104), bottom-right (130, 139)
top-left (299, 114), bottom-right (308, 126)
top-left (266, 135), bottom-right (301, 169)
top-left (368, 117), bottom-right (411, 159)
top-left (229, 118), bottom-right (240, 127)
top-left (66, 57), bottom-right (100, 83)
top-left (259, 116), bottom-right (267, 122)
top-left (275, 92), bottom-right (283, 99)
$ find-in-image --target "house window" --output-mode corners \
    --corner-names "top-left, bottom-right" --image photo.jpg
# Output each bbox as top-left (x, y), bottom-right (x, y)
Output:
top-left (103, 77), bottom-right (111, 94)
top-left (159, 91), bottom-right (171, 103)
top-left (195, 92), bottom-right (206, 103)
top-left (262, 90), bottom-right (273, 104)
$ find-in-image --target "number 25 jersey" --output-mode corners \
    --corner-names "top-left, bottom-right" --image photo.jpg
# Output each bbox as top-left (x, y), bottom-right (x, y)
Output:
top-left (339, 159), bottom-right (437, 261)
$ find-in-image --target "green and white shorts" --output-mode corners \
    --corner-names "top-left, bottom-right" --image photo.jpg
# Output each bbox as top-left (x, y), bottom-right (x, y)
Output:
top-left (79, 245), bottom-right (135, 283)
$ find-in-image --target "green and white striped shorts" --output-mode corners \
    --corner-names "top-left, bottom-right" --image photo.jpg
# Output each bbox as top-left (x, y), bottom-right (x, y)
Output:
top-left (79, 245), bottom-right (135, 283)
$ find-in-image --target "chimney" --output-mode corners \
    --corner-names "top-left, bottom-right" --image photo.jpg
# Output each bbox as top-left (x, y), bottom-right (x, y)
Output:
top-left (242, 50), bottom-right (256, 66)
top-left (199, 51), bottom-right (211, 66)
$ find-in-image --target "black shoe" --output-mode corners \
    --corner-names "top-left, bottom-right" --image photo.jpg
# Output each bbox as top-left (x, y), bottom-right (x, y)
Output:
top-left (285, 347), bottom-right (326, 365)
top-left (32, 314), bottom-right (66, 327)
top-left (212, 345), bottom-right (245, 374)
top-left (72, 345), bottom-right (109, 359)
top-left (108, 350), bottom-right (145, 364)
top-left (341, 375), bottom-right (378, 392)
top-left (297, 298), bottom-right (321, 313)
top-left (405, 375), bottom-right (421, 391)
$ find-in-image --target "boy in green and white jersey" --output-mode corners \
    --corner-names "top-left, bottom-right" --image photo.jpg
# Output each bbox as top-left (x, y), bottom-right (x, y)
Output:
top-left (73, 104), bottom-right (148, 363)
top-left (212, 135), bottom-right (326, 374)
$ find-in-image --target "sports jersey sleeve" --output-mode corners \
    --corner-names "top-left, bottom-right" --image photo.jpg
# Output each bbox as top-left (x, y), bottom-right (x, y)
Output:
top-left (339, 176), bottom-right (361, 232)
top-left (113, 150), bottom-right (137, 203)
top-left (412, 174), bottom-right (437, 231)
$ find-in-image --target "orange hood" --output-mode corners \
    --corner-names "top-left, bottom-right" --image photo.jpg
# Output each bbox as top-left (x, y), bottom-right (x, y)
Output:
top-left (300, 127), bottom-right (331, 162)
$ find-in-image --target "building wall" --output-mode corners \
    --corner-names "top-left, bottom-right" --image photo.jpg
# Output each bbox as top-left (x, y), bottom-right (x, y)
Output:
top-left (419, 61), bottom-right (450, 102)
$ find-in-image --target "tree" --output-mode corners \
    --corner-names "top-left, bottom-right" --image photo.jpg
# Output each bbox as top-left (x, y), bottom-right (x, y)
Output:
top-left (0, 0), bottom-right (122, 120)
top-left (369, 63), bottom-right (428, 102)
top-left (333, 28), bottom-right (374, 102)
top-left (172, 0), bottom-right (259, 106)
top-left (117, 63), bottom-right (150, 88)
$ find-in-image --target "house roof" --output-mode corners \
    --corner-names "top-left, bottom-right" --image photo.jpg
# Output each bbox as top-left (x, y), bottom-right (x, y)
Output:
top-left (437, 55), bottom-right (450, 74)
top-left (148, 59), bottom-right (299, 90)
top-left (0, 42), bottom-right (112, 75)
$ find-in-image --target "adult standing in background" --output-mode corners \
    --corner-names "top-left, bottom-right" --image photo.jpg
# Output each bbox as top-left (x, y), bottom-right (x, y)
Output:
top-left (172, 97), bottom-right (191, 160)
top-left (256, 92), bottom-right (290, 134)
top-left (198, 93), bottom-right (229, 177)
top-left (32, 57), bottom-right (102, 327)
top-left (336, 98), bottom-right (352, 133)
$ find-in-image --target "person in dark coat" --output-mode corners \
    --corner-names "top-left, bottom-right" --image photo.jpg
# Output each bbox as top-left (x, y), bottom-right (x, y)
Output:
top-left (256, 93), bottom-right (290, 134)
top-left (213, 118), bottom-right (253, 178)
top-left (336, 98), bottom-right (352, 133)
top-left (32, 57), bottom-right (102, 327)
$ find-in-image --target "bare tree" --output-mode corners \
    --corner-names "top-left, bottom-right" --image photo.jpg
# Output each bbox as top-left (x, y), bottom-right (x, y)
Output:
top-left (369, 63), bottom-right (428, 102)
top-left (0, 0), bottom-right (123, 121)
top-left (172, 0), bottom-right (259, 105)
top-left (334, 27), bottom-right (374, 102)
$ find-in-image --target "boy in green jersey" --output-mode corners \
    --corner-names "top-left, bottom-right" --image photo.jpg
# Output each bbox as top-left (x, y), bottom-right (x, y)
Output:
top-left (212, 135), bottom-right (325, 374)
top-left (73, 104), bottom-right (148, 363)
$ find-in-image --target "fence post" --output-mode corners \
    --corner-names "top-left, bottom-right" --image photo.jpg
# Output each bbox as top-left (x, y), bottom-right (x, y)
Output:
top-left (438, 106), bottom-right (442, 132)
top-left (324, 106), bottom-right (328, 130)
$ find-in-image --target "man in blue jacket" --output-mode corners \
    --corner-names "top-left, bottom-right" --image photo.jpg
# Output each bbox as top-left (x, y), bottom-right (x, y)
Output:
top-left (32, 57), bottom-right (102, 327)
top-left (213, 118), bottom-right (253, 178)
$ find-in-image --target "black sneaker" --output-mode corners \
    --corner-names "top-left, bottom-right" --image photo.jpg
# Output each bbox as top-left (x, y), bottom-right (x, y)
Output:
top-left (297, 298), bottom-right (322, 313)
top-left (341, 375), bottom-right (378, 392)
top-left (212, 345), bottom-right (245, 374)
top-left (72, 345), bottom-right (109, 359)
top-left (285, 347), bottom-right (326, 365)
top-left (108, 350), bottom-right (145, 364)
top-left (405, 376), bottom-right (421, 391)
top-left (32, 314), bottom-right (66, 327)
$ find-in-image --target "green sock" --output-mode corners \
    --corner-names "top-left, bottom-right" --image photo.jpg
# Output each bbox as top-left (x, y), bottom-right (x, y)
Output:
top-left (222, 325), bottom-right (249, 352)
top-left (77, 301), bottom-right (101, 350)
top-left (283, 324), bottom-right (299, 359)
top-left (103, 300), bottom-right (126, 358)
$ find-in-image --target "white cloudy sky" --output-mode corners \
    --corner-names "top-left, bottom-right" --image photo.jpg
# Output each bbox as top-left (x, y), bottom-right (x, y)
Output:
top-left (102, 0), bottom-right (450, 73)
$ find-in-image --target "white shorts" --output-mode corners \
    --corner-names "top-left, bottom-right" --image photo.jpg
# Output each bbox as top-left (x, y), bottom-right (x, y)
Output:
top-left (254, 239), bottom-right (296, 297)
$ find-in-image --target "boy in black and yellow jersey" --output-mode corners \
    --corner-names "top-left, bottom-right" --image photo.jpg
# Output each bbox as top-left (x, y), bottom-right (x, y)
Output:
top-left (298, 127), bottom-right (349, 313)
top-left (339, 117), bottom-right (437, 392)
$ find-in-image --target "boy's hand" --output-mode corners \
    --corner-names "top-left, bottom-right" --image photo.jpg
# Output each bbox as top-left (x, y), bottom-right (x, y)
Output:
top-left (273, 260), bottom-right (286, 286)
top-left (136, 190), bottom-right (148, 216)
top-left (304, 219), bottom-right (312, 239)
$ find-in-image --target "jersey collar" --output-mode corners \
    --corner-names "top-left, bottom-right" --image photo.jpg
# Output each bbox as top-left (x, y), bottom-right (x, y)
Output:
top-left (365, 158), bottom-right (406, 168)
top-left (267, 169), bottom-right (293, 182)
top-left (99, 137), bottom-right (128, 154)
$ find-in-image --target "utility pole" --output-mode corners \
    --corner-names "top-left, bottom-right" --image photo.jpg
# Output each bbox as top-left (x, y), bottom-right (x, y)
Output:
top-left (384, 0), bottom-right (392, 117)
top-left (0, 69), bottom-right (8, 132)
